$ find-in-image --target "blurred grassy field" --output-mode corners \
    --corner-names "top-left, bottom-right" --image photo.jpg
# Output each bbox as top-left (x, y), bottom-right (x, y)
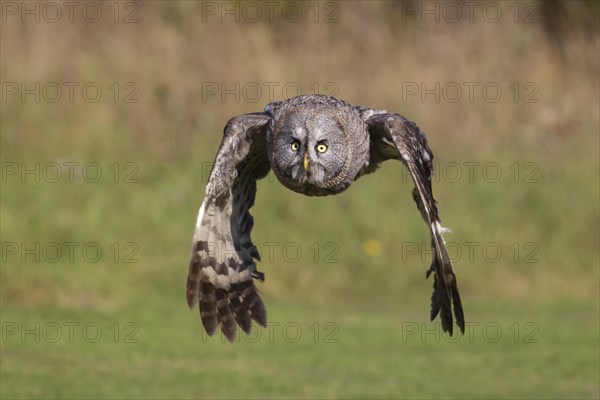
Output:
top-left (1, 1), bottom-right (599, 399)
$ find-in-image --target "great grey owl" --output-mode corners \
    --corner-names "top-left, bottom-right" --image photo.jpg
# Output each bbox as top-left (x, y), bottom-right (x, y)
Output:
top-left (186, 94), bottom-right (465, 341)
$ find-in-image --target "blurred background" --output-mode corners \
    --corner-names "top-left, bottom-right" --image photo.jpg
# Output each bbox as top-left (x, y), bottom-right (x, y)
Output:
top-left (1, 1), bottom-right (598, 398)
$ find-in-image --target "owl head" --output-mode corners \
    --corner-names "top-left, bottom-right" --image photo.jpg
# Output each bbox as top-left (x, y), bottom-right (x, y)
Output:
top-left (266, 95), bottom-right (369, 196)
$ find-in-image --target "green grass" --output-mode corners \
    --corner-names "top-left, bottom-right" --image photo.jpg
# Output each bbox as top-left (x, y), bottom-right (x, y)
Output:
top-left (2, 133), bottom-right (598, 399)
top-left (2, 300), bottom-right (598, 399)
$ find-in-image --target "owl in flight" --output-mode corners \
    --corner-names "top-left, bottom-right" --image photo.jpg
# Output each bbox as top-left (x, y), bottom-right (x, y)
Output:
top-left (186, 94), bottom-right (465, 342)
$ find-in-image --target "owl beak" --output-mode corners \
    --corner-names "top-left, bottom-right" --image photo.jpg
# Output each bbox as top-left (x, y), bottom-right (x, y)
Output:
top-left (303, 153), bottom-right (309, 171)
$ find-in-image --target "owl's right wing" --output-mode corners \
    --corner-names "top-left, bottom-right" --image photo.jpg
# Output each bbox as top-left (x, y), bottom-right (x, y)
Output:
top-left (186, 112), bottom-right (271, 342)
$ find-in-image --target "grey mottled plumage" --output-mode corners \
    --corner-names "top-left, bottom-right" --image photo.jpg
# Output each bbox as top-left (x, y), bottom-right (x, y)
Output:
top-left (186, 94), bottom-right (465, 342)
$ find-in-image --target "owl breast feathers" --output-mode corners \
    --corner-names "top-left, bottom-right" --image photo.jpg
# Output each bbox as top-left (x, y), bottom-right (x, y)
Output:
top-left (186, 94), bottom-right (464, 342)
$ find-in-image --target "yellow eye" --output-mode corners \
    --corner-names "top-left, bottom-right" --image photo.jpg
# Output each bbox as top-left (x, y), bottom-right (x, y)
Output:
top-left (291, 141), bottom-right (300, 151)
top-left (316, 143), bottom-right (328, 153)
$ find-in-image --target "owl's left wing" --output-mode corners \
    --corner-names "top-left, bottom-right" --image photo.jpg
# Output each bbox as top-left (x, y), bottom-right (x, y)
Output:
top-left (186, 112), bottom-right (271, 342)
top-left (364, 112), bottom-right (465, 336)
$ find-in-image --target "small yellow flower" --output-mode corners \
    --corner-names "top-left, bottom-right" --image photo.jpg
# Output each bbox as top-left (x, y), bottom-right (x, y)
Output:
top-left (363, 239), bottom-right (382, 257)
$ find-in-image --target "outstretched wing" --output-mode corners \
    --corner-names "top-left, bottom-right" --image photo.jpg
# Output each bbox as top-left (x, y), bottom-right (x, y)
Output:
top-left (186, 112), bottom-right (271, 342)
top-left (364, 112), bottom-right (465, 336)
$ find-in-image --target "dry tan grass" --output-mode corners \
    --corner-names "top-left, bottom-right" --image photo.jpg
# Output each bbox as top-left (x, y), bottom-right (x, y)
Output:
top-left (2, 1), bottom-right (597, 161)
